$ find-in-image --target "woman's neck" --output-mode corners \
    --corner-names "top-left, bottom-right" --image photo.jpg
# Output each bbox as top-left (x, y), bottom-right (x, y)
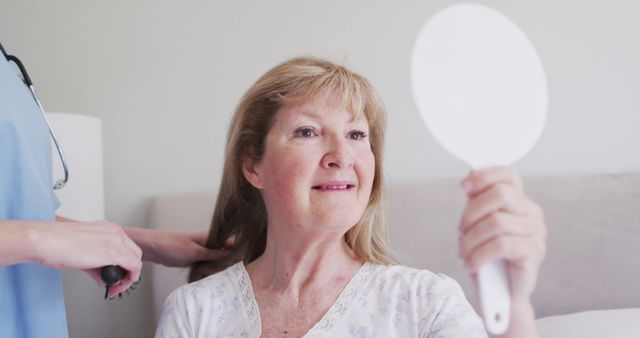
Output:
top-left (246, 225), bottom-right (362, 293)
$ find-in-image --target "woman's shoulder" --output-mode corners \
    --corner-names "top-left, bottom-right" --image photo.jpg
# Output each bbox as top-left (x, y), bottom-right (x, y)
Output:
top-left (157, 262), bottom-right (255, 336)
top-left (167, 261), bottom-right (244, 302)
top-left (352, 263), bottom-right (484, 337)
top-left (367, 263), bottom-right (461, 289)
top-left (364, 263), bottom-right (468, 303)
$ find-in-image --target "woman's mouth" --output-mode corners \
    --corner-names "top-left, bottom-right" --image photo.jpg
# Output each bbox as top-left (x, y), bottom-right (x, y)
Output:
top-left (312, 184), bottom-right (355, 190)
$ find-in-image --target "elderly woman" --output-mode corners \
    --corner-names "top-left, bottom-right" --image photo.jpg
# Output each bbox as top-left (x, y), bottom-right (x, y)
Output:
top-left (156, 57), bottom-right (546, 338)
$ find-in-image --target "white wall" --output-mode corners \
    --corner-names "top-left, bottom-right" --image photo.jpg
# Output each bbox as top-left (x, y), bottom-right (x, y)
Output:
top-left (2, 0), bottom-right (639, 336)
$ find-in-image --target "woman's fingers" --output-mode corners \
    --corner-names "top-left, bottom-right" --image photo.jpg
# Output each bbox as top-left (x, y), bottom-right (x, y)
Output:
top-left (459, 212), bottom-right (532, 259)
top-left (459, 183), bottom-right (541, 233)
top-left (459, 167), bottom-right (543, 234)
top-left (463, 234), bottom-right (544, 274)
top-left (461, 166), bottom-right (523, 196)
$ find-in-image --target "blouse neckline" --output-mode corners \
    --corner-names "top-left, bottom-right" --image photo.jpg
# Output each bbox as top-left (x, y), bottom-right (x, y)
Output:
top-left (232, 261), bottom-right (375, 337)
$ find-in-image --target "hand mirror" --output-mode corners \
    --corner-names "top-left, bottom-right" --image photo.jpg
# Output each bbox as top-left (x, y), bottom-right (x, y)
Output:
top-left (410, 4), bottom-right (547, 334)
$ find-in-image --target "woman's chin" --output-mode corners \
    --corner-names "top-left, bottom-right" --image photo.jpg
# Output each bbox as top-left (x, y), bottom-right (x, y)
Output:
top-left (309, 212), bottom-right (363, 232)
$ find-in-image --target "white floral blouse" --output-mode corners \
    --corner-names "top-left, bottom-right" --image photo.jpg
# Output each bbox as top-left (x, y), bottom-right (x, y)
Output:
top-left (155, 262), bottom-right (487, 338)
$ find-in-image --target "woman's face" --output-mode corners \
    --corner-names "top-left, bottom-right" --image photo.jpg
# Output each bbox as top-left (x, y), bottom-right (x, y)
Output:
top-left (244, 94), bottom-right (375, 234)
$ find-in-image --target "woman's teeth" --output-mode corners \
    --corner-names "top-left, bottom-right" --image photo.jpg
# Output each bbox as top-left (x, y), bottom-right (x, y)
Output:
top-left (314, 185), bottom-right (353, 190)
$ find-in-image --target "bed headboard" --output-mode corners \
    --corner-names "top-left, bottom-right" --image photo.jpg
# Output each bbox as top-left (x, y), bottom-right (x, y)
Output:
top-left (147, 173), bottom-right (640, 320)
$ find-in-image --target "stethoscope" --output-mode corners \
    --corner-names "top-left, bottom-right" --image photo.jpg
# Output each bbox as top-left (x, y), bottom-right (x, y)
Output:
top-left (1, 43), bottom-right (127, 291)
top-left (1, 43), bottom-right (69, 190)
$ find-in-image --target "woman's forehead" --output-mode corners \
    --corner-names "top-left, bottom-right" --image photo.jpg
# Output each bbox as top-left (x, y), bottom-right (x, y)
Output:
top-left (278, 94), bottom-right (368, 123)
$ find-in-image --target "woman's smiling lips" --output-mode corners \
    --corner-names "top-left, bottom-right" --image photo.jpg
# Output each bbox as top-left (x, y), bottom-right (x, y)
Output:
top-left (311, 181), bottom-right (356, 191)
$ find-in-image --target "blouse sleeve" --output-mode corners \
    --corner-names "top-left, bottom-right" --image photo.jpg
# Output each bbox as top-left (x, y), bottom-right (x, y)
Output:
top-left (422, 275), bottom-right (487, 338)
top-left (155, 287), bottom-right (194, 338)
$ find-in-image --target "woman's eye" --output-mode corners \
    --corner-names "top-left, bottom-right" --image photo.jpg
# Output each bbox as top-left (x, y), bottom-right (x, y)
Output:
top-left (294, 127), bottom-right (317, 138)
top-left (349, 130), bottom-right (368, 140)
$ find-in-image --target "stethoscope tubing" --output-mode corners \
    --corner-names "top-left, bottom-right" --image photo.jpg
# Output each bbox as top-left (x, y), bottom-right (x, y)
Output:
top-left (30, 85), bottom-right (69, 190)
top-left (1, 42), bottom-right (69, 190)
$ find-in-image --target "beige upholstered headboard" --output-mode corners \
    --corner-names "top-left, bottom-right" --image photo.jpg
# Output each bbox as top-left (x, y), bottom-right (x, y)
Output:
top-left (148, 173), bottom-right (640, 320)
top-left (386, 173), bottom-right (640, 317)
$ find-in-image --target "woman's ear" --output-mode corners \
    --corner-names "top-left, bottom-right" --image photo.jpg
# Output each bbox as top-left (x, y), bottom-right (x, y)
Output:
top-left (241, 160), bottom-right (263, 189)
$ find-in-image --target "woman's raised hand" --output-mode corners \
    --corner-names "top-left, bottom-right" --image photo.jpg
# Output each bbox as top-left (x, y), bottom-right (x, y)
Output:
top-left (457, 166), bottom-right (547, 336)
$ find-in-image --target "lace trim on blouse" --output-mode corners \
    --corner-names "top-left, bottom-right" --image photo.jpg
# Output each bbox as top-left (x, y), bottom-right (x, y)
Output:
top-left (233, 262), bottom-right (261, 335)
top-left (304, 262), bottom-right (373, 337)
top-left (234, 261), bottom-right (374, 337)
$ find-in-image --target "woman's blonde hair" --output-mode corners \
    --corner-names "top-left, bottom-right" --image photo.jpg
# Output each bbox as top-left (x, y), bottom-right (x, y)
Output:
top-left (190, 57), bottom-right (397, 282)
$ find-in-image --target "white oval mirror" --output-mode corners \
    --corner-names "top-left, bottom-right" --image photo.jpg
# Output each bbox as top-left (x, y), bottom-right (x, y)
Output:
top-left (411, 3), bottom-right (548, 334)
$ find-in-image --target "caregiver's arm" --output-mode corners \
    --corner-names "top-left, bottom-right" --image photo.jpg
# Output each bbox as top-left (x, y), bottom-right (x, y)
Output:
top-left (458, 167), bottom-right (547, 338)
top-left (124, 227), bottom-right (228, 267)
top-left (0, 218), bottom-right (143, 296)
top-left (0, 220), bottom-right (36, 266)
top-left (55, 216), bottom-right (227, 267)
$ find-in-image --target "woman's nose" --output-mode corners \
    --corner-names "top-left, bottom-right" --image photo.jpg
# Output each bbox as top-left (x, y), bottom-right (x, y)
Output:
top-left (321, 137), bottom-right (353, 169)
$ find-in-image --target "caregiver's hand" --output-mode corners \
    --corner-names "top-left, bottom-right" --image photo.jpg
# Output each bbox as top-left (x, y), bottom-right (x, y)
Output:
top-left (458, 166), bottom-right (547, 337)
top-left (31, 220), bottom-right (143, 297)
top-left (125, 228), bottom-right (229, 267)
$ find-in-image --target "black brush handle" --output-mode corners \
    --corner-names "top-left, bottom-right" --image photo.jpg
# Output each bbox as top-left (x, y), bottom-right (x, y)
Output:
top-left (100, 265), bottom-right (125, 286)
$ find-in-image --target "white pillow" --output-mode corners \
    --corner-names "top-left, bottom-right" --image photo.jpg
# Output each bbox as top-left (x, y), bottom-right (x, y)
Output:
top-left (536, 308), bottom-right (640, 338)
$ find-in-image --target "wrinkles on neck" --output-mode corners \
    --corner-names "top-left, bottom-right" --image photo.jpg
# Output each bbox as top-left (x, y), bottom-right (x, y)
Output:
top-left (246, 223), bottom-right (362, 297)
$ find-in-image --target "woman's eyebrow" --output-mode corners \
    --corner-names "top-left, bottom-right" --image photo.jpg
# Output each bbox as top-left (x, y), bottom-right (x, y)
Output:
top-left (289, 108), bottom-right (368, 128)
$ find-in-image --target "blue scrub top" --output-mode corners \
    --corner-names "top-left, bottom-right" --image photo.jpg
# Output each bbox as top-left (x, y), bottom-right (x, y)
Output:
top-left (0, 54), bottom-right (68, 337)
